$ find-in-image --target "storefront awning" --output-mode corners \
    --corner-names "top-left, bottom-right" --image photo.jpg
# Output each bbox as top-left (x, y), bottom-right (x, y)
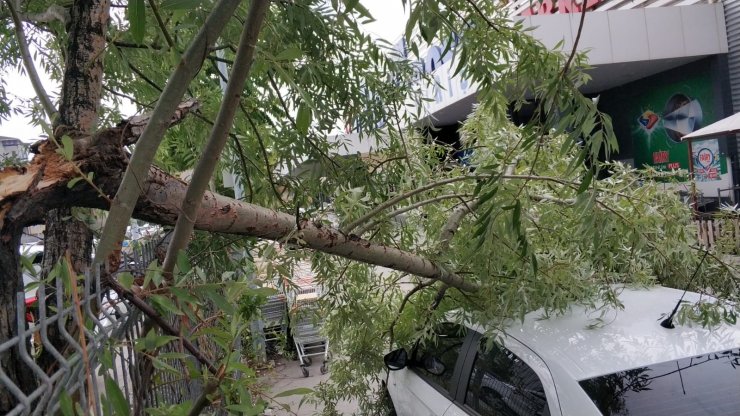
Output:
top-left (682, 112), bottom-right (740, 141)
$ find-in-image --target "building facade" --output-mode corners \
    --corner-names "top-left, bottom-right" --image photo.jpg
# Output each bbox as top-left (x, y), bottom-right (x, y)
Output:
top-left (0, 137), bottom-right (28, 165)
top-left (387, 0), bottom-right (738, 205)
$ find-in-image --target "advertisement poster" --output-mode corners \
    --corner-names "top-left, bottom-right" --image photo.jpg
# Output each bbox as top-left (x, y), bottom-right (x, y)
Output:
top-left (692, 138), bottom-right (722, 182)
top-left (628, 72), bottom-right (727, 180)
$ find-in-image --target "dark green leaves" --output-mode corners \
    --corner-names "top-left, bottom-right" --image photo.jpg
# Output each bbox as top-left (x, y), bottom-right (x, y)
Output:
top-left (104, 377), bottom-right (130, 416)
top-left (161, 0), bottom-right (203, 10)
top-left (274, 387), bottom-right (313, 398)
top-left (58, 135), bottom-right (74, 160)
top-left (275, 47), bottom-right (303, 61)
top-left (296, 103), bottom-right (312, 134)
top-left (128, 0), bottom-right (146, 44)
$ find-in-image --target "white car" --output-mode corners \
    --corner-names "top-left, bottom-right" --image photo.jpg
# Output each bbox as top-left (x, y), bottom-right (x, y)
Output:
top-left (384, 286), bottom-right (740, 416)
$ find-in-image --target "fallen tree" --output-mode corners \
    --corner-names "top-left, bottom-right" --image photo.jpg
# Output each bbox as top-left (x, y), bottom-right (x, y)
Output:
top-left (1, 0), bottom-right (739, 413)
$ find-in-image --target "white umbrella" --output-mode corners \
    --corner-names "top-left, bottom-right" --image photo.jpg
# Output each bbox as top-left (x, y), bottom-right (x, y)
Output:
top-left (682, 112), bottom-right (740, 140)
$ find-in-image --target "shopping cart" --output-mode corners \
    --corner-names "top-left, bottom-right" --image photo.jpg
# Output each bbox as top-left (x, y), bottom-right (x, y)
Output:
top-left (288, 285), bottom-right (329, 377)
top-left (260, 294), bottom-right (288, 345)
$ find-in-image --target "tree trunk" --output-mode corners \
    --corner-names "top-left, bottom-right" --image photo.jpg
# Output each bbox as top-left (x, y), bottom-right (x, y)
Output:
top-left (36, 208), bottom-right (94, 374)
top-left (0, 223), bottom-right (36, 411)
top-left (35, 0), bottom-right (109, 401)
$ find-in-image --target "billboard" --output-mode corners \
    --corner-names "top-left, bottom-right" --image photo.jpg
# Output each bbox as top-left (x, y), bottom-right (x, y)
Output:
top-left (628, 72), bottom-right (727, 180)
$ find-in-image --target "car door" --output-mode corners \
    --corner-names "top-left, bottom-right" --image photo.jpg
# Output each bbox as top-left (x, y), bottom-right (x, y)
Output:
top-left (443, 334), bottom-right (560, 416)
top-left (388, 323), bottom-right (474, 416)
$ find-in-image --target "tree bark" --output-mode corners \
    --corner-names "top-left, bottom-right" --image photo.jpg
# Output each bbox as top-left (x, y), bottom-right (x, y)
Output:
top-left (1, 133), bottom-right (480, 293)
top-left (0, 222), bottom-right (36, 411)
top-left (34, 0), bottom-right (110, 406)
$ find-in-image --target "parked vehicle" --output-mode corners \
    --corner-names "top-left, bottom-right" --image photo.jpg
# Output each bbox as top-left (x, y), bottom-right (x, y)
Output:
top-left (384, 286), bottom-right (740, 415)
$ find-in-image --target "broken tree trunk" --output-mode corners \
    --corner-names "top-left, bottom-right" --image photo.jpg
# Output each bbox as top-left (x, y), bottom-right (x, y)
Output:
top-left (0, 103), bottom-right (478, 409)
top-left (0, 101), bottom-right (477, 292)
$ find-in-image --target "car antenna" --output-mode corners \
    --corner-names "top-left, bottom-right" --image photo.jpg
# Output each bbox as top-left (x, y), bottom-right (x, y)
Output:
top-left (660, 249), bottom-right (710, 329)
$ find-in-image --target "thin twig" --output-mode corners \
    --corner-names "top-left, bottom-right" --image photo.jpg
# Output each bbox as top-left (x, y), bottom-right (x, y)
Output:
top-left (66, 253), bottom-right (95, 411)
top-left (357, 193), bottom-right (473, 235)
top-left (265, 71), bottom-right (339, 170)
top-left (147, 0), bottom-right (176, 49)
top-left (105, 274), bottom-right (220, 374)
top-left (5, 0), bottom-right (58, 120)
top-left (343, 175), bottom-right (487, 233)
top-left (560, 3), bottom-right (588, 79)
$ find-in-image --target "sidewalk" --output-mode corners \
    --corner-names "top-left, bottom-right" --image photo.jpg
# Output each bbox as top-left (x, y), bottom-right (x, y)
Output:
top-left (261, 357), bottom-right (358, 416)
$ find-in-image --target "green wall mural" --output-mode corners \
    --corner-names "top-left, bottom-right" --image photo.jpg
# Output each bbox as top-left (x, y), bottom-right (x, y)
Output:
top-left (603, 65), bottom-right (727, 180)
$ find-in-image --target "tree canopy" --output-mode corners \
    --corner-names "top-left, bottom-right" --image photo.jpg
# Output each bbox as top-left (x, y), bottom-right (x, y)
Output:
top-left (0, 0), bottom-right (738, 414)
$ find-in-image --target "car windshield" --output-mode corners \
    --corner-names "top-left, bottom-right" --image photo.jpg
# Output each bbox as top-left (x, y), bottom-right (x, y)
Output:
top-left (579, 348), bottom-right (740, 415)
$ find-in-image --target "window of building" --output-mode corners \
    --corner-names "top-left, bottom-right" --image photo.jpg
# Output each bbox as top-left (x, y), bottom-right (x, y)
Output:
top-left (464, 339), bottom-right (550, 416)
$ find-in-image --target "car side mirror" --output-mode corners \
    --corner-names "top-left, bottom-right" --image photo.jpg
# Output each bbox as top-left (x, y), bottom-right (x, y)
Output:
top-left (384, 348), bottom-right (408, 371)
top-left (423, 356), bottom-right (446, 376)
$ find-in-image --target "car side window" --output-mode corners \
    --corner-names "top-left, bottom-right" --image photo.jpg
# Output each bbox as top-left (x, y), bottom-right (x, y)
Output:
top-left (412, 323), bottom-right (467, 393)
top-left (465, 339), bottom-right (550, 416)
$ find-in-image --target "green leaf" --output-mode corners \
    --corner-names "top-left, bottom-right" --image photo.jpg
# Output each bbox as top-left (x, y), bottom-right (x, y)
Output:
top-left (158, 352), bottom-right (190, 360)
top-left (105, 376), bottom-right (130, 416)
top-left (225, 403), bottom-right (263, 415)
top-left (406, 3), bottom-right (422, 43)
top-left (20, 254), bottom-right (36, 277)
top-left (176, 250), bottom-right (191, 276)
top-left (118, 272), bottom-right (134, 290)
top-left (342, 0), bottom-right (359, 12)
top-left (170, 287), bottom-right (199, 304)
top-left (578, 169), bottom-right (593, 194)
top-left (138, 329), bottom-right (178, 350)
top-left (249, 287), bottom-right (278, 297)
top-left (128, 0), bottom-right (146, 44)
top-left (59, 390), bottom-right (75, 416)
top-left (275, 47), bottom-right (303, 61)
top-left (67, 176), bottom-right (83, 189)
top-left (60, 135), bottom-right (74, 160)
top-left (274, 387), bottom-right (314, 398)
top-left (348, 0), bottom-right (373, 20)
top-left (204, 290), bottom-right (235, 315)
top-left (296, 103), bottom-right (312, 134)
top-left (151, 357), bottom-right (181, 375)
top-left (143, 260), bottom-right (161, 288)
top-left (161, 0), bottom-right (203, 10)
top-left (150, 294), bottom-right (183, 315)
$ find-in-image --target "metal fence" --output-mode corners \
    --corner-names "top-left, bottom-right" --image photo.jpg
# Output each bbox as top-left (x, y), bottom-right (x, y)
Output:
top-left (0, 232), bottom-right (229, 415)
top-left (0, 270), bottom-right (141, 415)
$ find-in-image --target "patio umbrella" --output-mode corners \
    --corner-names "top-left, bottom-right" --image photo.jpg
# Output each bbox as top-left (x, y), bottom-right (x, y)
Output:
top-left (682, 111), bottom-right (740, 140)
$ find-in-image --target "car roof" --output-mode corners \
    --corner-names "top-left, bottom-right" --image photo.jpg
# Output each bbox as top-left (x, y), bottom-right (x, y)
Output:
top-left (501, 285), bottom-right (740, 381)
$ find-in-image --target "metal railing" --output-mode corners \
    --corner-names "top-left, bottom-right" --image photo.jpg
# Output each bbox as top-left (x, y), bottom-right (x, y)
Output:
top-left (0, 270), bottom-right (140, 415)
top-left (0, 229), bottom-right (231, 415)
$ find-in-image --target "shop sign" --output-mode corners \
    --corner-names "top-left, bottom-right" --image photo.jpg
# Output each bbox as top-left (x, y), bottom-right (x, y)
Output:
top-left (520, 0), bottom-right (601, 16)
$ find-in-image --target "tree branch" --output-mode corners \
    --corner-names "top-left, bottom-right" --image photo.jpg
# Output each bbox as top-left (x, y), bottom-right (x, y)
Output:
top-left (104, 274), bottom-right (219, 374)
top-left (356, 193), bottom-right (473, 235)
top-left (4, 0), bottom-right (58, 121)
top-left (342, 175), bottom-right (485, 234)
top-left (94, 0), bottom-right (242, 269)
top-left (161, 0), bottom-right (270, 280)
top-left (8, 3), bottom-right (69, 24)
top-left (147, 0), bottom-right (176, 49)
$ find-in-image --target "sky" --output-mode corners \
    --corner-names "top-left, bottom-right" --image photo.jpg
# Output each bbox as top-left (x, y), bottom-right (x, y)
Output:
top-left (0, 2), bottom-right (408, 143)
